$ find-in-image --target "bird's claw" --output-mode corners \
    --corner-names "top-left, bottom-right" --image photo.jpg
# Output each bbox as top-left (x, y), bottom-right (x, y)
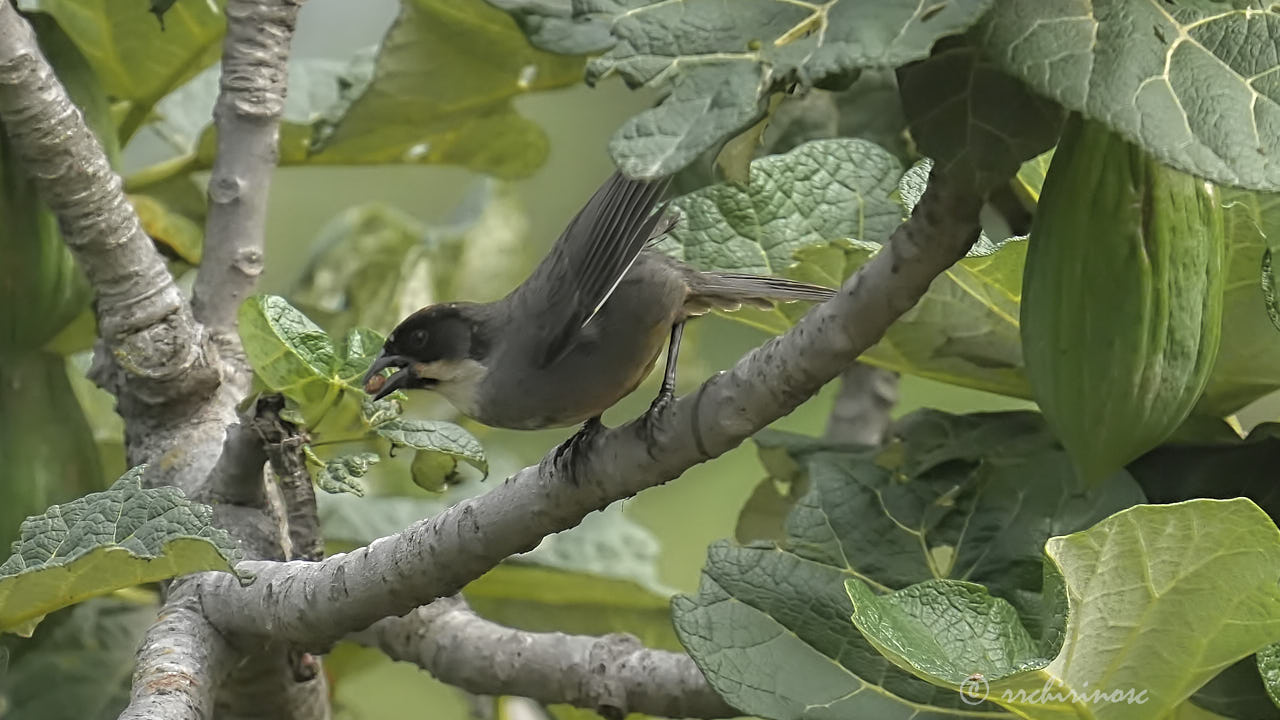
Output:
top-left (554, 417), bottom-right (604, 480)
top-left (641, 389), bottom-right (675, 456)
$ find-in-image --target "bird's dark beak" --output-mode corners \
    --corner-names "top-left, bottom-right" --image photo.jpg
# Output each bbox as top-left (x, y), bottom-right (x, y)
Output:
top-left (363, 351), bottom-right (415, 401)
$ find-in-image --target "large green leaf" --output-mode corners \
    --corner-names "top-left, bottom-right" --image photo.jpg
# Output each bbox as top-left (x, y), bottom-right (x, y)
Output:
top-left (1203, 188), bottom-right (1280, 414)
top-left (846, 499), bottom-right (1280, 719)
top-left (897, 36), bottom-right (1063, 194)
top-left (30, 0), bottom-right (226, 141)
top-left (654, 137), bottom-right (902, 330)
top-left (0, 596), bottom-right (156, 720)
top-left (313, 0), bottom-right (585, 178)
top-left (670, 410), bottom-right (1143, 720)
top-left (980, 0), bottom-right (1280, 192)
top-left (0, 467), bottom-right (240, 634)
top-left (580, 0), bottom-right (994, 178)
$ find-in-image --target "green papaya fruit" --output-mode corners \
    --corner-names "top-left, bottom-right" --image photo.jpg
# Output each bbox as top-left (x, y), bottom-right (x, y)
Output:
top-left (1021, 114), bottom-right (1226, 484)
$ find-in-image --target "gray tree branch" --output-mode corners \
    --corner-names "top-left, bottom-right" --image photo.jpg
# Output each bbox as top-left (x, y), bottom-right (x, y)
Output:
top-left (191, 167), bottom-right (985, 652)
top-left (192, 0), bottom-right (304, 394)
top-left (116, 0), bottom-right (315, 717)
top-left (118, 583), bottom-right (233, 720)
top-left (824, 363), bottom-right (898, 445)
top-left (351, 596), bottom-right (737, 719)
top-left (0, 0), bottom-right (219, 410)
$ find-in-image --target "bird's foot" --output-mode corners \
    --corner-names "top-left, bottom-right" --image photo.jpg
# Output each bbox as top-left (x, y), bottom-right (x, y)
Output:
top-left (641, 388), bottom-right (675, 458)
top-left (554, 417), bottom-right (604, 481)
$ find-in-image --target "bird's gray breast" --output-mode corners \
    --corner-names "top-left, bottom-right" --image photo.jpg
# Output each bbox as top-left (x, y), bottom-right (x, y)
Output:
top-left (472, 253), bottom-right (688, 429)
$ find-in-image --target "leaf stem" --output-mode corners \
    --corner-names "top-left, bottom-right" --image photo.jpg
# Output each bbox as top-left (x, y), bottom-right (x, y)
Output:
top-left (124, 152), bottom-right (199, 193)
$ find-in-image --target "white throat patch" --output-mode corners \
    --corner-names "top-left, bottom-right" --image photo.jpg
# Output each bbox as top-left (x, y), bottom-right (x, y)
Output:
top-left (419, 358), bottom-right (488, 417)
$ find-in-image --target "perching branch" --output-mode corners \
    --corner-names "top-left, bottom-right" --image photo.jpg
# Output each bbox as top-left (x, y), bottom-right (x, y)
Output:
top-left (192, 0), bottom-right (305, 391)
top-left (0, 0), bottom-right (218, 409)
top-left (352, 596), bottom-right (737, 719)
top-left (192, 167), bottom-right (985, 651)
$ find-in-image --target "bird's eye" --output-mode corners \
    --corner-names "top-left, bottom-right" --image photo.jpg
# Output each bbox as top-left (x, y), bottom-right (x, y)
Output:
top-left (409, 328), bottom-right (429, 347)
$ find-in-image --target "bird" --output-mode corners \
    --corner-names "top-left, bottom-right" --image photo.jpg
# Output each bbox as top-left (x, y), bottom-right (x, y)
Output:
top-left (362, 170), bottom-right (835, 450)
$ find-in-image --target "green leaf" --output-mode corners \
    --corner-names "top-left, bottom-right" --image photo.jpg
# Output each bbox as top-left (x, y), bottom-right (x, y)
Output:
top-left (583, 0), bottom-right (993, 178)
top-left (1260, 643), bottom-right (1280, 711)
top-left (313, 0), bottom-right (586, 178)
top-left (0, 354), bottom-right (103, 561)
top-left (32, 0), bottom-right (226, 142)
top-left (846, 499), bottom-right (1280, 719)
top-left (0, 467), bottom-right (241, 634)
top-left (238, 295), bottom-right (338, 413)
top-left (1201, 188), bottom-right (1280, 414)
top-left (1129, 422), bottom-right (1280, 528)
top-left (897, 36), bottom-right (1063, 194)
top-left (129, 192), bottom-right (203, 264)
top-left (484, 0), bottom-right (623, 55)
top-left (0, 597), bottom-right (157, 720)
top-left (1013, 149), bottom-right (1054, 208)
top-left (655, 137), bottom-right (902, 329)
top-left (374, 419), bottom-right (488, 478)
top-left (1192, 656), bottom-right (1280, 720)
top-left (671, 410), bottom-right (1142, 720)
top-left (335, 328), bottom-right (385, 386)
top-left (980, 0), bottom-right (1280, 192)
top-left (313, 452), bottom-right (379, 496)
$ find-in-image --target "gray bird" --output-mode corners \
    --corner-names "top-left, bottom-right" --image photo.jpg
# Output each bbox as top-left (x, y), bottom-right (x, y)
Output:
top-left (362, 171), bottom-right (834, 444)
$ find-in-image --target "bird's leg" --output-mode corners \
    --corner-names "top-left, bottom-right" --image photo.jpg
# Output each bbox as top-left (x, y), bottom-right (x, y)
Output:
top-left (554, 415), bottom-right (605, 464)
top-left (642, 322), bottom-right (684, 451)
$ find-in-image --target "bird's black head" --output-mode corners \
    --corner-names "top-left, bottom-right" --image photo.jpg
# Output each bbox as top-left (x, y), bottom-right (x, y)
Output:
top-left (362, 303), bottom-right (489, 400)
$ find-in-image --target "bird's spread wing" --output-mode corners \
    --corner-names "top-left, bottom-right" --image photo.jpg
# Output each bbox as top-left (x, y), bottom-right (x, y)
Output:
top-left (513, 171), bottom-right (671, 368)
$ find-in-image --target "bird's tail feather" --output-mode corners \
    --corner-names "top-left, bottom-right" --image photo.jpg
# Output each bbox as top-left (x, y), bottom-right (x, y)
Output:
top-left (683, 272), bottom-right (835, 314)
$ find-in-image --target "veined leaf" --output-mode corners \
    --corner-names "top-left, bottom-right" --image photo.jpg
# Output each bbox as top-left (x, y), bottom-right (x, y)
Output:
top-left (312, 452), bottom-right (379, 497)
top-left (897, 36), bottom-right (1063, 194)
top-left (671, 410), bottom-right (1142, 720)
top-left (846, 499), bottom-right (1280, 719)
top-left (374, 419), bottom-right (487, 479)
top-left (0, 467), bottom-right (241, 635)
top-left (238, 295), bottom-right (339, 413)
top-left (980, 0), bottom-right (1280, 192)
top-left (581, 0), bottom-right (994, 178)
